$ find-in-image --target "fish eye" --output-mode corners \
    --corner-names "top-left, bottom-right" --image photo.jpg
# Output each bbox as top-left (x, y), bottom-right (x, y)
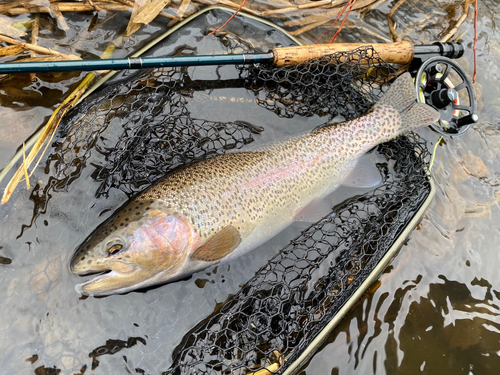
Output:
top-left (105, 238), bottom-right (126, 256)
top-left (108, 244), bottom-right (123, 255)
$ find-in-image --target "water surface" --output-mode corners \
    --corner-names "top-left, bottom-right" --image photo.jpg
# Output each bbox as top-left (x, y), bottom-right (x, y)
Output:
top-left (1, 1), bottom-right (499, 374)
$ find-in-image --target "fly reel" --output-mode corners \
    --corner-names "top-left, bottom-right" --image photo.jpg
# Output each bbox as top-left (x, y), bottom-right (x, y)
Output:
top-left (415, 56), bottom-right (478, 136)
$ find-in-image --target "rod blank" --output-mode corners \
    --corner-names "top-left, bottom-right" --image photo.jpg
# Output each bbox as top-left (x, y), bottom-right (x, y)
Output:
top-left (0, 53), bottom-right (274, 74)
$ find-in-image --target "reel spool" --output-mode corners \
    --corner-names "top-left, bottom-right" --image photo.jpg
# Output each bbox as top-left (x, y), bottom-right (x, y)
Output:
top-left (415, 56), bottom-right (478, 136)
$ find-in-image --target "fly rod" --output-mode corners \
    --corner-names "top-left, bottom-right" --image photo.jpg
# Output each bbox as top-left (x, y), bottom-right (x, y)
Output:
top-left (0, 41), bottom-right (463, 74)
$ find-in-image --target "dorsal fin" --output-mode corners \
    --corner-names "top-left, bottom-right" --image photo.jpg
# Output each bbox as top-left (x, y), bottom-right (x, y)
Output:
top-left (190, 225), bottom-right (241, 262)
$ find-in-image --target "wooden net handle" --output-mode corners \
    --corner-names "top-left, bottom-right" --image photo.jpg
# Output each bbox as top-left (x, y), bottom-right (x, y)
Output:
top-left (271, 41), bottom-right (414, 67)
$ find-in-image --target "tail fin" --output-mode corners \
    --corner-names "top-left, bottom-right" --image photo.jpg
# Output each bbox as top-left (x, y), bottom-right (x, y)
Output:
top-left (375, 72), bottom-right (440, 132)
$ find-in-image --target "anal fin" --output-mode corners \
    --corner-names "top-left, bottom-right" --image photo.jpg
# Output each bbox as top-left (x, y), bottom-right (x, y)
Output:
top-left (191, 225), bottom-right (241, 262)
top-left (341, 153), bottom-right (383, 188)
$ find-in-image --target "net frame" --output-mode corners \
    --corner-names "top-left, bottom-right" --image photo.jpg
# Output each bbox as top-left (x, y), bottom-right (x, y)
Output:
top-left (45, 44), bottom-right (432, 375)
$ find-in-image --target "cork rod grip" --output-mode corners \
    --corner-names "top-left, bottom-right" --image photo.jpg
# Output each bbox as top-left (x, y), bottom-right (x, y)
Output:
top-left (272, 41), bottom-right (414, 67)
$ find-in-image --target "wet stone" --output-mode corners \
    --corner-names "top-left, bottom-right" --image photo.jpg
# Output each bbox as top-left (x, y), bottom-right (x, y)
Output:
top-left (32, 258), bottom-right (49, 276)
top-left (61, 355), bottom-right (76, 370)
top-left (44, 330), bottom-right (61, 346)
top-left (47, 260), bottom-right (62, 282)
top-left (450, 160), bottom-right (470, 184)
top-left (13, 315), bottom-right (35, 334)
top-left (434, 184), bottom-right (466, 229)
top-left (12, 349), bottom-right (38, 374)
top-left (462, 151), bottom-right (490, 178)
top-left (30, 272), bottom-right (50, 294)
top-left (7, 278), bottom-right (17, 298)
top-left (45, 342), bottom-right (64, 358)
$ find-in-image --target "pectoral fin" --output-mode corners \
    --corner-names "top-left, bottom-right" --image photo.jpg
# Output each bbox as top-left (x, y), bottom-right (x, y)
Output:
top-left (190, 225), bottom-right (241, 262)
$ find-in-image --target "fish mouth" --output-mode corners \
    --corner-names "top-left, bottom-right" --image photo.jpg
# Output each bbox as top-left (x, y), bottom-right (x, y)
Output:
top-left (72, 260), bottom-right (142, 296)
top-left (75, 268), bottom-right (141, 296)
top-left (74, 268), bottom-right (111, 285)
top-left (71, 267), bottom-right (108, 277)
top-left (71, 259), bottom-right (137, 275)
top-left (75, 270), bottom-right (122, 296)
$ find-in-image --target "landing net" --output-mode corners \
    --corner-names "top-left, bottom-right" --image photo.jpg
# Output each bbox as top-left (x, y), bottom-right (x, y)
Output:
top-left (43, 45), bottom-right (429, 374)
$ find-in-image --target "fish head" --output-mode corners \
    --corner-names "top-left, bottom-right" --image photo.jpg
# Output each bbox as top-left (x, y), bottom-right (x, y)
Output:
top-left (71, 203), bottom-right (200, 296)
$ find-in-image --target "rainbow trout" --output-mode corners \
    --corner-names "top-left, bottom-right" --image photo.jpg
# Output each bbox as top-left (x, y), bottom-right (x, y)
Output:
top-left (71, 73), bottom-right (439, 295)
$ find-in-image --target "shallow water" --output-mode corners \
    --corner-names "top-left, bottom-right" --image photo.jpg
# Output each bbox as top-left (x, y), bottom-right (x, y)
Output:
top-left (1, 1), bottom-right (499, 374)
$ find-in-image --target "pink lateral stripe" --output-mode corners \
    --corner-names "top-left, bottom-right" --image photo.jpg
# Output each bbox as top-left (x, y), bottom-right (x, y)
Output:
top-left (235, 154), bottom-right (324, 194)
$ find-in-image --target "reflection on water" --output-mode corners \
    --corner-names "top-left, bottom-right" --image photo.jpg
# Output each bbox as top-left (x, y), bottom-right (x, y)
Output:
top-left (301, 271), bottom-right (500, 374)
top-left (0, 1), bottom-right (500, 374)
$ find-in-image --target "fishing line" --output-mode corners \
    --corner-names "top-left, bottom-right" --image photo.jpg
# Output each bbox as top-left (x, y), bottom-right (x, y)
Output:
top-left (429, 136), bottom-right (443, 172)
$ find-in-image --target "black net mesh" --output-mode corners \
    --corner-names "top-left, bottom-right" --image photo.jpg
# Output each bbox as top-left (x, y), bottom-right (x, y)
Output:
top-left (32, 44), bottom-right (429, 374)
top-left (34, 46), bottom-right (395, 214)
top-left (49, 68), bottom-right (263, 198)
top-left (243, 47), bottom-right (394, 119)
